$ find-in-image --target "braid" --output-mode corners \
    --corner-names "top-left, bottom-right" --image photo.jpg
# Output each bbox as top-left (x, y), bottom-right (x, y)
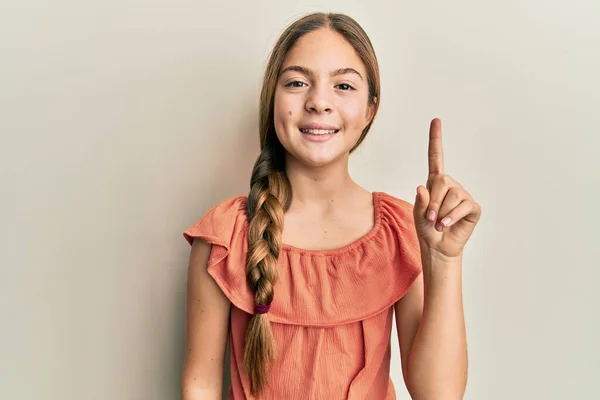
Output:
top-left (243, 142), bottom-right (290, 396)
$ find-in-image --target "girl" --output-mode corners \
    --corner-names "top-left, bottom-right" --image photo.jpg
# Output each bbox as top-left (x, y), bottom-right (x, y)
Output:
top-left (181, 12), bottom-right (481, 400)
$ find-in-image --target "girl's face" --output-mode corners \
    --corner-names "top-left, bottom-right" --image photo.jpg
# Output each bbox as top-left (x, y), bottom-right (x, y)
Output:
top-left (273, 28), bottom-right (375, 168)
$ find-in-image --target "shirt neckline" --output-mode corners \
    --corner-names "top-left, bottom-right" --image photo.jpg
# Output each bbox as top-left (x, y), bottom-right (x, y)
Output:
top-left (279, 191), bottom-right (383, 256)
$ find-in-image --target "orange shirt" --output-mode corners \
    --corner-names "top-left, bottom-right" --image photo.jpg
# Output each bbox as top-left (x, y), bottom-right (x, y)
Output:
top-left (183, 191), bottom-right (423, 399)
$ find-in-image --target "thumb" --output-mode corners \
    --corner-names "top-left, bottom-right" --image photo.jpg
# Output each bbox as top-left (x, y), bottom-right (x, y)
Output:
top-left (413, 185), bottom-right (430, 225)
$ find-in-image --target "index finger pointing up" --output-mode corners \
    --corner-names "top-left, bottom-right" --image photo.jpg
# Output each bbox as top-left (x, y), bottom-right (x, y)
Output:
top-left (428, 118), bottom-right (444, 176)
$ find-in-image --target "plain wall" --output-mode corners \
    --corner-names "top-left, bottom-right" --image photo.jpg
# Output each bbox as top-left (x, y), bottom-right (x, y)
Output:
top-left (1, 0), bottom-right (599, 399)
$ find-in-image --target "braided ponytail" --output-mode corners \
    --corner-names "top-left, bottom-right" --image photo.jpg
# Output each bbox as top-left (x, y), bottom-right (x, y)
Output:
top-left (243, 136), bottom-right (290, 395)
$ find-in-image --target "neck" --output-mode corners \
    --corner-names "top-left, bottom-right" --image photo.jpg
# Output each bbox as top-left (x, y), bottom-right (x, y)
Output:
top-left (284, 153), bottom-right (360, 212)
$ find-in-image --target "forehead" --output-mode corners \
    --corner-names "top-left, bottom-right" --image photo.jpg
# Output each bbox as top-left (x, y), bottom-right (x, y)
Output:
top-left (282, 28), bottom-right (366, 75)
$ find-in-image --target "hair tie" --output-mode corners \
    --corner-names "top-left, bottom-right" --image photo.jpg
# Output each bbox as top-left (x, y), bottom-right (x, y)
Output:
top-left (254, 303), bottom-right (271, 315)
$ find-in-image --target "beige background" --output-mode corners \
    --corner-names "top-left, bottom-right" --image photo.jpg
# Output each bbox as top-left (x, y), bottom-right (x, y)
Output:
top-left (2, 0), bottom-right (599, 399)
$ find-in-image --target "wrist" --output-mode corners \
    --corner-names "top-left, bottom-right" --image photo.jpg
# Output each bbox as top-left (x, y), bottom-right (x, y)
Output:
top-left (419, 246), bottom-right (464, 290)
top-left (419, 242), bottom-right (463, 267)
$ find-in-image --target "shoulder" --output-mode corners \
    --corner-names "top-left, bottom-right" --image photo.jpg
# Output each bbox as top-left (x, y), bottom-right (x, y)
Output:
top-left (375, 191), bottom-right (422, 264)
top-left (183, 195), bottom-right (248, 246)
top-left (182, 195), bottom-right (254, 313)
top-left (199, 195), bottom-right (248, 223)
top-left (377, 191), bottom-right (413, 207)
top-left (376, 191), bottom-right (416, 225)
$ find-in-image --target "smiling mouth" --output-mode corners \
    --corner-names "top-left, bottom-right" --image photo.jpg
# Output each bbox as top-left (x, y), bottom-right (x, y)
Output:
top-left (299, 128), bottom-right (339, 135)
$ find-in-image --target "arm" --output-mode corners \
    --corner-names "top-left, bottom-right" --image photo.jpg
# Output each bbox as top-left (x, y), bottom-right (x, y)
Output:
top-left (181, 239), bottom-right (231, 400)
top-left (395, 117), bottom-right (480, 399)
top-left (395, 249), bottom-right (467, 400)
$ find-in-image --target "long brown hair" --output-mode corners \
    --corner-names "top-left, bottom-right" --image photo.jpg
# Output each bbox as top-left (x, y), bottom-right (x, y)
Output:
top-left (243, 12), bottom-right (381, 395)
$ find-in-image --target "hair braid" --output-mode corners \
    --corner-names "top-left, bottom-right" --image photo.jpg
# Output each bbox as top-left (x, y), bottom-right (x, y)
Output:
top-left (243, 142), bottom-right (290, 396)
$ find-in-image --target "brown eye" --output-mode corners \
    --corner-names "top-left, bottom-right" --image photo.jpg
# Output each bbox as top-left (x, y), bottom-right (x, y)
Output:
top-left (336, 83), bottom-right (355, 91)
top-left (285, 81), bottom-right (307, 88)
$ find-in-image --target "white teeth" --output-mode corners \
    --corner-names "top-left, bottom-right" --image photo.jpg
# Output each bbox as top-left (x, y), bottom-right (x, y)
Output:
top-left (300, 128), bottom-right (337, 135)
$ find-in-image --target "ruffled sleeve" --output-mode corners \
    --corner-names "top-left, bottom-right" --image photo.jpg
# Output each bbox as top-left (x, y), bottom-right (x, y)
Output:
top-left (377, 192), bottom-right (424, 293)
top-left (182, 195), bottom-right (256, 314)
top-left (363, 192), bottom-right (423, 315)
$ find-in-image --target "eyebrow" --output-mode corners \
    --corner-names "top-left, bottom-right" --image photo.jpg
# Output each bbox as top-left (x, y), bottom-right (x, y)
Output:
top-left (280, 65), bottom-right (363, 80)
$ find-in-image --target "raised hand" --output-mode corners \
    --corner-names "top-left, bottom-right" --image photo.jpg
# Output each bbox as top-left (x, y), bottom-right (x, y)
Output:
top-left (413, 118), bottom-right (482, 260)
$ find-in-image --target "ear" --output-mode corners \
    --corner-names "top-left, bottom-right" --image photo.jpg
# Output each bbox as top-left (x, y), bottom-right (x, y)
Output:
top-left (365, 97), bottom-right (377, 125)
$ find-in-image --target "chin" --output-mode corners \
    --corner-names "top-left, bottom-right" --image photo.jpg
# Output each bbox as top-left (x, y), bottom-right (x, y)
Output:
top-left (296, 151), bottom-right (345, 168)
top-left (302, 158), bottom-right (334, 168)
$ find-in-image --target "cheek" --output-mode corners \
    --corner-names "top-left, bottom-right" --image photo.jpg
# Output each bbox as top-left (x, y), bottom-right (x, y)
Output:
top-left (274, 95), bottom-right (303, 133)
top-left (342, 99), bottom-right (369, 127)
top-left (272, 92), bottom-right (298, 144)
top-left (274, 93), bottom-right (293, 122)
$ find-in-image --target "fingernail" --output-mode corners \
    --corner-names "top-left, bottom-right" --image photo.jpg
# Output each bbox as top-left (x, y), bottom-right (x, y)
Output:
top-left (441, 217), bottom-right (452, 226)
top-left (428, 210), bottom-right (436, 221)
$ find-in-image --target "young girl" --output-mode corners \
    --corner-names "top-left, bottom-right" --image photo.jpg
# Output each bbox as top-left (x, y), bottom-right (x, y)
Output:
top-left (181, 12), bottom-right (481, 400)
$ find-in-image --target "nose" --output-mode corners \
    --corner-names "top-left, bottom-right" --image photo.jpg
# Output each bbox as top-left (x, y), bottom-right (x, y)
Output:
top-left (305, 84), bottom-right (332, 114)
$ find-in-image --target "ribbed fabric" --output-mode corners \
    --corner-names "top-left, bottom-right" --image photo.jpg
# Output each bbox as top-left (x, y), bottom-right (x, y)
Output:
top-left (183, 191), bottom-right (423, 399)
